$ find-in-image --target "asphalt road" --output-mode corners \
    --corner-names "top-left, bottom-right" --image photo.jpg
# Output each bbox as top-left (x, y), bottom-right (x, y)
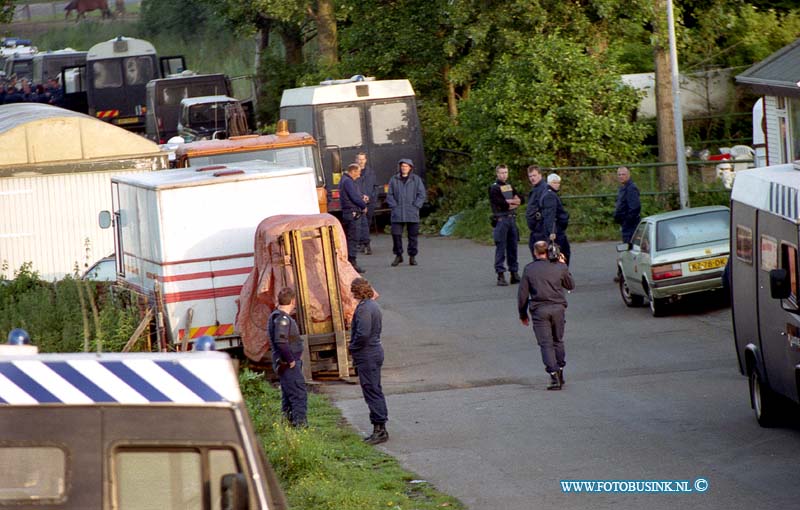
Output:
top-left (322, 233), bottom-right (800, 510)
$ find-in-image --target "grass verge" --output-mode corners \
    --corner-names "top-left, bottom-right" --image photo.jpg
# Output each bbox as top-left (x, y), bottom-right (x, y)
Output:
top-left (239, 369), bottom-right (464, 510)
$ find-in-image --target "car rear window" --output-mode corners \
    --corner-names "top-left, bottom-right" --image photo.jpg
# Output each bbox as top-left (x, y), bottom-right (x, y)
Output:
top-left (656, 210), bottom-right (729, 251)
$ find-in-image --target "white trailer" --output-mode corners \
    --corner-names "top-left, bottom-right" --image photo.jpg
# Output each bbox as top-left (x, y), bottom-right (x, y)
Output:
top-left (0, 103), bottom-right (168, 281)
top-left (105, 159), bottom-right (320, 349)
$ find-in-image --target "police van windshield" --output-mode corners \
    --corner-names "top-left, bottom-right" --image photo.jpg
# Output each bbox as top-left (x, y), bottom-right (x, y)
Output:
top-left (656, 210), bottom-right (730, 251)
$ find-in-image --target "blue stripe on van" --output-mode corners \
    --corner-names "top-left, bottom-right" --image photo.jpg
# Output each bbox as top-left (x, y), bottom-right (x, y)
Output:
top-left (103, 361), bottom-right (171, 402)
top-left (0, 363), bottom-right (60, 403)
top-left (156, 361), bottom-right (225, 402)
top-left (44, 361), bottom-right (117, 403)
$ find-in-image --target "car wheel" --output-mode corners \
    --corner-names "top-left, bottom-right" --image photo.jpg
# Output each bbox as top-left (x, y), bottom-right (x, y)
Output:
top-left (749, 368), bottom-right (778, 427)
top-left (646, 283), bottom-right (666, 317)
top-left (618, 270), bottom-right (643, 307)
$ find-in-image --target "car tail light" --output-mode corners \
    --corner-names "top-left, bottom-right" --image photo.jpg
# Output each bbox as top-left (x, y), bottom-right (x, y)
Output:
top-left (331, 189), bottom-right (340, 200)
top-left (652, 263), bottom-right (682, 280)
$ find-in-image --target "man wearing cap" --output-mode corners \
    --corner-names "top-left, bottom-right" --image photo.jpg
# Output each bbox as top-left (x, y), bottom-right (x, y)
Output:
top-left (540, 173), bottom-right (571, 265)
top-left (268, 287), bottom-right (308, 427)
top-left (387, 158), bottom-right (426, 267)
top-left (489, 164), bottom-right (523, 286)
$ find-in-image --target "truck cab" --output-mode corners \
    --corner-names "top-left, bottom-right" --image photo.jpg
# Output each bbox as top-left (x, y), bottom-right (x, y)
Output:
top-left (177, 95), bottom-right (245, 142)
top-left (0, 346), bottom-right (286, 509)
top-left (731, 162), bottom-right (800, 426)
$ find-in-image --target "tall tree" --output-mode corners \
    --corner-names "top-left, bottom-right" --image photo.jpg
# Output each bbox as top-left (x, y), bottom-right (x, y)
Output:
top-left (652, 0), bottom-right (678, 189)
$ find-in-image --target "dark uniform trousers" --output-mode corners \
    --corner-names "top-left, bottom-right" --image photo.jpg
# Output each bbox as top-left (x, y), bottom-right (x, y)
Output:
top-left (342, 214), bottom-right (360, 263)
top-left (531, 303), bottom-right (567, 374)
top-left (353, 347), bottom-right (388, 425)
top-left (280, 361), bottom-right (307, 425)
top-left (493, 215), bottom-right (519, 273)
top-left (391, 222), bottom-right (419, 257)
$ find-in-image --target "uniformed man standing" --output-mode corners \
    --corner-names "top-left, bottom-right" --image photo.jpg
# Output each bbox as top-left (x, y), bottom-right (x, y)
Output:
top-left (489, 164), bottom-right (522, 286)
top-left (356, 152), bottom-right (377, 255)
top-left (339, 163), bottom-right (368, 273)
top-left (541, 173), bottom-right (571, 265)
top-left (518, 240), bottom-right (575, 390)
top-left (268, 287), bottom-right (308, 427)
top-left (525, 165), bottom-right (546, 258)
top-left (613, 166), bottom-right (641, 243)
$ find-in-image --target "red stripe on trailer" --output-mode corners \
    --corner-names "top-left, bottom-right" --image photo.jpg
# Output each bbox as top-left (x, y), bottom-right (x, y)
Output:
top-left (163, 285), bottom-right (243, 304)
top-left (158, 266), bottom-right (253, 283)
top-left (123, 251), bottom-right (254, 267)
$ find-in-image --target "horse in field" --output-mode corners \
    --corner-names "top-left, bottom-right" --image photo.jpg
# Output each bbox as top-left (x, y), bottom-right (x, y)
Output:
top-left (64, 0), bottom-right (113, 21)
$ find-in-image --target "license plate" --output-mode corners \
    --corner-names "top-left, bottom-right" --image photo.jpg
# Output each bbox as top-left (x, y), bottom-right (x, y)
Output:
top-left (114, 117), bottom-right (139, 126)
top-left (688, 256), bottom-right (727, 272)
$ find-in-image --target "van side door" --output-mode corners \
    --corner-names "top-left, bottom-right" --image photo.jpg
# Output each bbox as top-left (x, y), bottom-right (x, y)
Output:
top-left (756, 212), bottom-right (800, 403)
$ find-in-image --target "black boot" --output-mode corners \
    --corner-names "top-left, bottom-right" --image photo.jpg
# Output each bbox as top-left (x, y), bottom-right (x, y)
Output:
top-left (364, 244), bottom-right (372, 255)
top-left (363, 423), bottom-right (380, 443)
top-left (510, 272), bottom-right (521, 284)
top-left (409, 256), bottom-right (417, 266)
top-left (497, 272), bottom-right (509, 286)
top-left (350, 260), bottom-right (366, 273)
top-left (557, 368), bottom-right (565, 386)
top-left (365, 423), bottom-right (389, 445)
top-left (547, 372), bottom-right (562, 390)
top-left (391, 255), bottom-right (403, 267)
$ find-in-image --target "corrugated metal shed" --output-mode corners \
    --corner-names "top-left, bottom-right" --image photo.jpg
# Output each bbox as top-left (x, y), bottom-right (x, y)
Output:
top-left (736, 39), bottom-right (800, 97)
top-left (0, 102), bottom-right (162, 168)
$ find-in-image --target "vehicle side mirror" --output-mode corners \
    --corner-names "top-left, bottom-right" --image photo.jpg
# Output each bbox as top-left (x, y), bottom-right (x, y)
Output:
top-left (220, 473), bottom-right (248, 510)
top-left (770, 268), bottom-right (791, 300)
top-left (98, 210), bottom-right (112, 229)
top-left (616, 243), bottom-right (631, 253)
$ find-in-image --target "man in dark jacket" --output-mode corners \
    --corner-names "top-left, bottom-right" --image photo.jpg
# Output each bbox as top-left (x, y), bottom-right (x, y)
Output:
top-left (268, 287), bottom-right (308, 427)
top-left (489, 164), bottom-right (522, 286)
top-left (542, 173), bottom-right (571, 265)
top-left (339, 163), bottom-right (368, 273)
top-left (387, 158), bottom-right (426, 267)
top-left (614, 166), bottom-right (641, 243)
top-left (518, 240), bottom-right (575, 390)
top-left (356, 152), bottom-right (377, 255)
top-left (525, 165), bottom-right (547, 258)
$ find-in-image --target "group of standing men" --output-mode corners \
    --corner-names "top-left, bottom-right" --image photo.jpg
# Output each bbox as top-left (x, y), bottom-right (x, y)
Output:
top-left (339, 154), bottom-right (426, 273)
top-left (496, 164), bottom-right (640, 390)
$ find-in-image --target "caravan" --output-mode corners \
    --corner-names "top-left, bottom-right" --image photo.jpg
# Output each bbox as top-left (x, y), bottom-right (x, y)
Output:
top-left (731, 162), bottom-right (800, 426)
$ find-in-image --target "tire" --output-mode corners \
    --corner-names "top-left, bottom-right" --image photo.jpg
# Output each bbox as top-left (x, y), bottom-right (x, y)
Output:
top-left (749, 369), bottom-right (778, 427)
top-left (618, 270), bottom-right (644, 307)
top-left (646, 283), bottom-right (666, 317)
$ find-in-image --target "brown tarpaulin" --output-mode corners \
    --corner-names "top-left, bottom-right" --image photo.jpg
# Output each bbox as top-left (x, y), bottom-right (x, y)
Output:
top-left (235, 213), bottom-right (374, 361)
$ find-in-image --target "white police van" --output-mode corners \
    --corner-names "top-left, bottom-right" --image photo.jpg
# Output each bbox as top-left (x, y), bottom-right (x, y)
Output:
top-left (0, 334), bottom-right (286, 509)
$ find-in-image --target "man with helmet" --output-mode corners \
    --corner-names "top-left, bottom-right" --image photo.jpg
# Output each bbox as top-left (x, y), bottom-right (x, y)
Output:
top-left (268, 287), bottom-right (307, 427)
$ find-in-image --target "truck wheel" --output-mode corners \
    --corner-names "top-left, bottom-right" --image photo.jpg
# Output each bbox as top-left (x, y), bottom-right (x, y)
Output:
top-left (749, 369), bottom-right (778, 427)
top-left (619, 271), bottom-right (643, 307)
top-left (646, 284), bottom-right (666, 317)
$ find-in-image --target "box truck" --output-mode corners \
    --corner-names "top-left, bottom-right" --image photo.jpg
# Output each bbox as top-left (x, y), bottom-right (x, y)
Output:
top-left (101, 159), bottom-right (320, 350)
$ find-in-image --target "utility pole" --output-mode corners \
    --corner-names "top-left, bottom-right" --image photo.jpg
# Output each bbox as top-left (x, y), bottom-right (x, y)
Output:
top-left (667, 0), bottom-right (690, 208)
top-left (653, 0), bottom-right (677, 190)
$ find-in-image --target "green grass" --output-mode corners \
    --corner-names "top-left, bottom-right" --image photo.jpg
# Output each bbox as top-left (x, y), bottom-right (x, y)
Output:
top-left (239, 369), bottom-right (464, 510)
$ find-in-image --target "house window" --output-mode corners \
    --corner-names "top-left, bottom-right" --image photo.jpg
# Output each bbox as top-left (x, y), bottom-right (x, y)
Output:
top-left (790, 97), bottom-right (800, 162)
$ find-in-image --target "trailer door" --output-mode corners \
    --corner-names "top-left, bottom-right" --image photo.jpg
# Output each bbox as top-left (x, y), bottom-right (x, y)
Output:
top-left (756, 212), bottom-right (800, 403)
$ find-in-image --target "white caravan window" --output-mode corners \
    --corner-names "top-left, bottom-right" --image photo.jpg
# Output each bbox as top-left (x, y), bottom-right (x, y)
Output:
top-left (321, 106), bottom-right (362, 148)
top-left (0, 446), bottom-right (66, 501)
top-left (369, 101), bottom-right (412, 145)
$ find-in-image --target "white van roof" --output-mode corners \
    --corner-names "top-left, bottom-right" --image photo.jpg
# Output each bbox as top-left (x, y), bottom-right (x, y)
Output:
top-left (0, 351), bottom-right (242, 405)
top-left (281, 78), bottom-right (415, 107)
top-left (732, 164), bottom-right (800, 223)
top-left (111, 159), bottom-right (314, 190)
top-left (87, 36), bottom-right (156, 61)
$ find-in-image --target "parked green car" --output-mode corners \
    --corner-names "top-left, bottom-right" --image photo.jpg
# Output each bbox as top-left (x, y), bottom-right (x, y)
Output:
top-left (616, 205), bottom-right (730, 316)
